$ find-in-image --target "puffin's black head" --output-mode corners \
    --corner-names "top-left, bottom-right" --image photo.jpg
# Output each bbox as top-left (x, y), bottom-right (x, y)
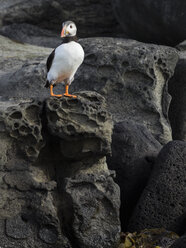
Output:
top-left (61, 21), bottom-right (77, 38)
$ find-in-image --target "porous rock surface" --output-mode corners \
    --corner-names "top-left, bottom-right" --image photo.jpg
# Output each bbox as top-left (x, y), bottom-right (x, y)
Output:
top-left (0, 91), bottom-right (120, 248)
top-left (46, 91), bottom-right (120, 248)
top-left (170, 235), bottom-right (186, 248)
top-left (128, 141), bottom-right (186, 234)
top-left (72, 38), bottom-right (178, 144)
top-left (169, 51), bottom-right (186, 141)
top-left (107, 120), bottom-right (162, 230)
top-left (112, 0), bottom-right (186, 46)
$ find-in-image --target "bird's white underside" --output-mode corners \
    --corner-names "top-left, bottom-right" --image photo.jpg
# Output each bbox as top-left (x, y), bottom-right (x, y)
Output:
top-left (47, 41), bottom-right (84, 85)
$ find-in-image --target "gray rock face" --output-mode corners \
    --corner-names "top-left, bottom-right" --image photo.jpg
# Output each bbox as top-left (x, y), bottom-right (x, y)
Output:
top-left (0, 91), bottom-right (120, 248)
top-left (46, 91), bottom-right (120, 248)
top-left (0, 0), bottom-right (122, 39)
top-left (112, 0), bottom-right (186, 46)
top-left (169, 51), bottom-right (186, 141)
top-left (0, 23), bottom-right (61, 48)
top-left (72, 38), bottom-right (178, 144)
top-left (107, 120), bottom-right (162, 230)
top-left (128, 141), bottom-right (186, 234)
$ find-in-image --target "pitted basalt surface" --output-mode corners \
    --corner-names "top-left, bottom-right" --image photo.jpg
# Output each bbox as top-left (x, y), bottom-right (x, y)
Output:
top-left (46, 91), bottom-right (113, 159)
top-left (1, 100), bottom-right (44, 161)
top-left (128, 141), bottom-right (186, 233)
top-left (72, 38), bottom-right (179, 144)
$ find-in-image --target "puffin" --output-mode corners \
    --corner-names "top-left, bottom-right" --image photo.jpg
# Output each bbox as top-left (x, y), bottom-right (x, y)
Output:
top-left (46, 21), bottom-right (84, 98)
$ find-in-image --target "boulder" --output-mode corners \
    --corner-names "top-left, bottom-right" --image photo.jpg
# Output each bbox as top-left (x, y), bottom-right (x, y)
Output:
top-left (0, 91), bottom-right (121, 248)
top-left (0, 0), bottom-right (122, 39)
top-left (72, 38), bottom-right (178, 144)
top-left (112, 0), bottom-right (186, 46)
top-left (169, 51), bottom-right (186, 141)
top-left (107, 120), bottom-right (162, 230)
top-left (128, 141), bottom-right (186, 234)
top-left (0, 23), bottom-right (61, 48)
top-left (46, 91), bottom-right (121, 248)
top-left (0, 37), bottom-right (179, 144)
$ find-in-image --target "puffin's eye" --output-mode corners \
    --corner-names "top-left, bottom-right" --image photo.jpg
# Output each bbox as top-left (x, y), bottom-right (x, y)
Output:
top-left (70, 25), bottom-right (73, 29)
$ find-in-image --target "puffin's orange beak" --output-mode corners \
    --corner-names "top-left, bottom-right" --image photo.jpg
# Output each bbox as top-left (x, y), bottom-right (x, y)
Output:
top-left (61, 26), bottom-right (65, 37)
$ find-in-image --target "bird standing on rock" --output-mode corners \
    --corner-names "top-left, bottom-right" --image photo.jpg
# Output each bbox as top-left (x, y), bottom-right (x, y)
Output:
top-left (46, 21), bottom-right (84, 98)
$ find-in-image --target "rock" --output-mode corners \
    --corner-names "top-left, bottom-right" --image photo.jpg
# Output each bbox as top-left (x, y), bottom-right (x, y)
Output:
top-left (120, 229), bottom-right (179, 248)
top-left (112, 0), bottom-right (186, 46)
top-left (0, 23), bottom-right (61, 48)
top-left (0, 92), bottom-right (120, 248)
top-left (168, 51), bottom-right (186, 141)
top-left (46, 91), bottom-right (121, 248)
top-left (128, 141), bottom-right (186, 234)
top-left (176, 40), bottom-right (186, 51)
top-left (0, 0), bottom-right (122, 39)
top-left (72, 38), bottom-right (178, 144)
top-left (46, 91), bottom-right (113, 159)
top-left (107, 120), bottom-right (162, 230)
top-left (170, 235), bottom-right (186, 248)
top-left (0, 37), bottom-right (179, 144)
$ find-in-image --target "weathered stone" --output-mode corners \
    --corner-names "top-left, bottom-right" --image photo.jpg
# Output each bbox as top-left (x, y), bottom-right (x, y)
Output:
top-left (39, 226), bottom-right (58, 244)
top-left (0, 0), bottom-right (122, 39)
top-left (6, 215), bottom-right (31, 239)
top-left (169, 51), bottom-right (186, 141)
top-left (128, 141), bottom-right (186, 234)
top-left (46, 91), bottom-right (113, 159)
top-left (0, 23), bottom-right (61, 48)
top-left (107, 120), bottom-right (162, 230)
top-left (72, 38), bottom-right (178, 144)
top-left (112, 0), bottom-right (186, 46)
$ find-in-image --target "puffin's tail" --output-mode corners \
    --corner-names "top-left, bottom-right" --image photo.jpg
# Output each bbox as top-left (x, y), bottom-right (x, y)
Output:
top-left (45, 80), bottom-right (50, 88)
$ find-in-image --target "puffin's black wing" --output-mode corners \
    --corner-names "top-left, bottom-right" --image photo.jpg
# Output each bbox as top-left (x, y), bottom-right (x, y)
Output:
top-left (45, 49), bottom-right (55, 88)
top-left (46, 49), bottom-right (55, 72)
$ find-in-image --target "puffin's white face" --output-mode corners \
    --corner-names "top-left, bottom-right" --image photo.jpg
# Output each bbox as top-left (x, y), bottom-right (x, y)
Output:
top-left (61, 21), bottom-right (77, 37)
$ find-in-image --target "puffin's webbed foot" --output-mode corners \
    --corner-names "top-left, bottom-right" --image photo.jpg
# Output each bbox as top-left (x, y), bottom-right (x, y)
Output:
top-left (63, 85), bottom-right (77, 98)
top-left (50, 85), bottom-right (62, 98)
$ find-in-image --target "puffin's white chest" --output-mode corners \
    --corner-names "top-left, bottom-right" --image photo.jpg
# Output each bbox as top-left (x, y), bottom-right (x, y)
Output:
top-left (48, 41), bottom-right (84, 83)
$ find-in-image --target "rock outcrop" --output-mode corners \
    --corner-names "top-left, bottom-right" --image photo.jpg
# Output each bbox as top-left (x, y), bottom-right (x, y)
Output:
top-left (0, 91), bottom-right (120, 248)
top-left (0, 0), bottom-right (122, 41)
top-left (170, 235), bottom-right (186, 248)
top-left (169, 51), bottom-right (186, 141)
top-left (107, 120), bottom-right (162, 230)
top-left (73, 38), bottom-right (178, 144)
top-left (128, 141), bottom-right (186, 234)
top-left (112, 0), bottom-right (186, 46)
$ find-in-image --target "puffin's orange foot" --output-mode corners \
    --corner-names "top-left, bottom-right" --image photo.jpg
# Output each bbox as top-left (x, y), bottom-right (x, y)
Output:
top-left (50, 93), bottom-right (63, 98)
top-left (63, 93), bottom-right (77, 98)
top-left (50, 85), bottom-right (62, 97)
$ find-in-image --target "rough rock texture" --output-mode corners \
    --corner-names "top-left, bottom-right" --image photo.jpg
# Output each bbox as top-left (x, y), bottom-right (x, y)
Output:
top-left (112, 0), bottom-right (186, 46)
top-left (72, 38), bottom-right (179, 144)
top-left (0, 23), bottom-right (61, 48)
top-left (128, 141), bottom-right (186, 234)
top-left (46, 91), bottom-right (120, 248)
top-left (168, 51), bottom-right (186, 141)
top-left (0, 37), bottom-right (178, 143)
top-left (107, 120), bottom-right (162, 230)
top-left (0, 91), bottom-right (120, 248)
top-left (0, 0), bottom-right (122, 39)
top-left (170, 235), bottom-right (186, 248)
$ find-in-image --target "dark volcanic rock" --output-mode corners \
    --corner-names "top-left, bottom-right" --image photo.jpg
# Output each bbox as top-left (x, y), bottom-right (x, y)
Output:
top-left (112, 0), bottom-right (186, 46)
top-left (107, 120), bottom-right (162, 230)
top-left (0, 0), bottom-right (122, 39)
top-left (169, 51), bottom-right (186, 141)
top-left (0, 23), bottom-right (61, 48)
top-left (128, 141), bottom-right (186, 234)
top-left (170, 235), bottom-right (186, 248)
top-left (46, 91), bottom-right (120, 248)
top-left (73, 38), bottom-right (178, 144)
top-left (46, 91), bottom-right (113, 159)
top-left (0, 91), bottom-right (120, 248)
